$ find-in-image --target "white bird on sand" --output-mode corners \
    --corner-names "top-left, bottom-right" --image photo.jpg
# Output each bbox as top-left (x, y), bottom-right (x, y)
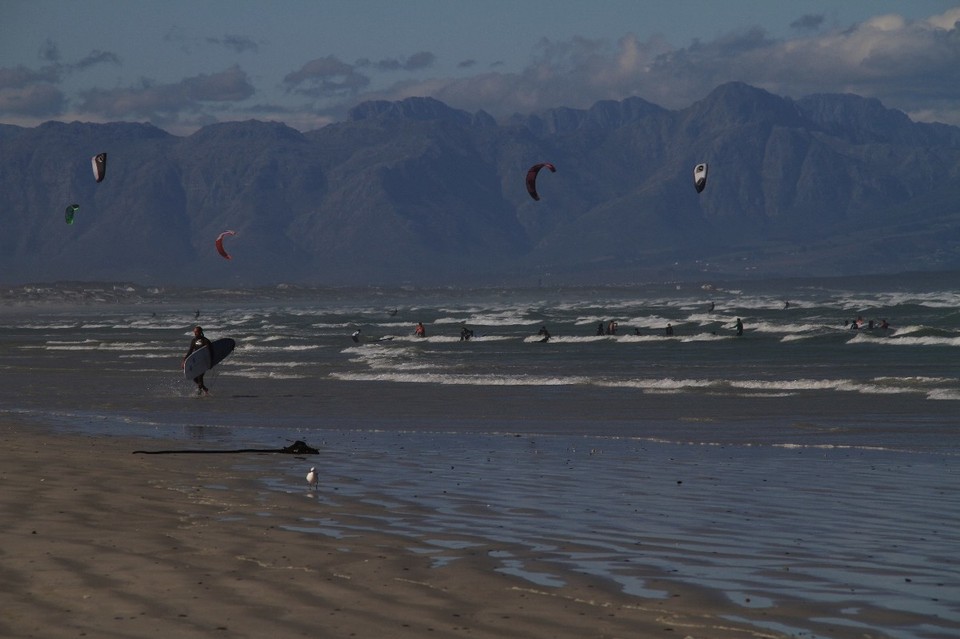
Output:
top-left (306, 467), bottom-right (318, 489)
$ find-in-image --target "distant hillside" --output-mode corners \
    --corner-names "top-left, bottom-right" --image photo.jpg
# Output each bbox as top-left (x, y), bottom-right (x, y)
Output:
top-left (1, 82), bottom-right (958, 287)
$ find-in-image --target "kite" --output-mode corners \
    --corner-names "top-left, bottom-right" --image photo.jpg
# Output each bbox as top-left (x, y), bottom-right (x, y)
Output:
top-left (64, 204), bottom-right (79, 225)
top-left (525, 162), bottom-right (556, 201)
top-left (91, 153), bottom-right (107, 183)
top-left (215, 230), bottom-right (237, 260)
top-left (693, 163), bottom-right (708, 193)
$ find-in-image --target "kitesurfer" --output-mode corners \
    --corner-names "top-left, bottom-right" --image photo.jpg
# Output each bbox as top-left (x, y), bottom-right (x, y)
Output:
top-left (183, 325), bottom-right (212, 395)
top-left (415, 322), bottom-right (426, 338)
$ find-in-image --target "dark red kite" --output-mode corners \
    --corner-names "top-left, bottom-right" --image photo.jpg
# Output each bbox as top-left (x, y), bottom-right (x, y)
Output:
top-left (525, 162), bottom-right (556, 201)
top-left (215, 230), bottom-right (237, 260)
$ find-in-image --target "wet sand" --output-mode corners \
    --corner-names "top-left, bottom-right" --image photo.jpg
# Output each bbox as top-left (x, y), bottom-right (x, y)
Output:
top-left (0, 422), bottom-right (806, 639)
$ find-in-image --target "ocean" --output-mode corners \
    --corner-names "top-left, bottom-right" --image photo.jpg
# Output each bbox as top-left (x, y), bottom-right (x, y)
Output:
top-left (1, 276), bottom-right (958, 638)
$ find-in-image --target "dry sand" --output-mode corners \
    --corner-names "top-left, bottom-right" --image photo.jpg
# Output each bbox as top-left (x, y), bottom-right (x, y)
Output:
top-left (0, 423), bottom-right (801, 639)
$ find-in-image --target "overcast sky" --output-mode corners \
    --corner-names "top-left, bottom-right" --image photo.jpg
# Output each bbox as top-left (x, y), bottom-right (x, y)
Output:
top-left (2, 1), bottom-right (959, 134)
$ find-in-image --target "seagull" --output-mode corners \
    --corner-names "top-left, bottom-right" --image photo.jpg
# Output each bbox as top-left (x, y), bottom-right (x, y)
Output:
top-left (306, 467), bottom-right (318, 489)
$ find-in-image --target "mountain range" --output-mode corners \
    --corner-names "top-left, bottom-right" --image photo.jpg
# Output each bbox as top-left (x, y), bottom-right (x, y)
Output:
top-left (2, 81), bottom-right (959, 287)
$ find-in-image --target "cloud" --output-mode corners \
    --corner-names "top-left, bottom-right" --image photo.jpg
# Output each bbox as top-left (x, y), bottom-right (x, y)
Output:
top-left (357, 51), bottom-right (436, 72)
top-left (5, 7), bottom-right (960, 132)
top-left (927, 7), bottom-right (960, 29)
top-left (207, 34), bottom-right (260, 54)
top-left (0, 65), bottom-right (61, 89)
top-left (283, 55), bottom-right (370, 96)
top-left (168, 27), bottom-right (261, 55)
top-left (403, 51), bottom-right (435, 71)
top-left (74, 50), bottom-right (121, 71)
top-left (0, 47), bottom-right (118, 94)
top-left (372, 58), bottom-right (402, 71)
top-left (39, 39), bottom-right (61, 63)
top-left (341, 8), bottom-right (960, 127)
top-left (77, 66), bottom-right (254, 118)
top-left (244, 101), bottom-right (337, 132)
top-left (0, 83), bottom-right (65, 116)
top-left (0, 45), bottom-right (120, 118)
top-left (790, 14), bottom-right (825, 32)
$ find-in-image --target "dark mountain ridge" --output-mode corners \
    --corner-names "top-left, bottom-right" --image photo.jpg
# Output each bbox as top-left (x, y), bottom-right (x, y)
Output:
top-left (1, 82), bottom-right (958, 287)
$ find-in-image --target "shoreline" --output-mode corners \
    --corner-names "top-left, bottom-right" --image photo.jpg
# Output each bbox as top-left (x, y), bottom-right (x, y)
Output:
top-left (0, 422), bottom-right (806, 639)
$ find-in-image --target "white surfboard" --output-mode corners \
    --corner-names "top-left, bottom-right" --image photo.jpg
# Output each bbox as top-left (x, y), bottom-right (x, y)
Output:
top-left (183, 338), bottom-right (235, 379)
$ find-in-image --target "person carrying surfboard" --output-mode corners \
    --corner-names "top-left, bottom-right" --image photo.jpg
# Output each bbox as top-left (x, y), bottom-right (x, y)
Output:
top-left (183, 325), bottom-right (213, 395)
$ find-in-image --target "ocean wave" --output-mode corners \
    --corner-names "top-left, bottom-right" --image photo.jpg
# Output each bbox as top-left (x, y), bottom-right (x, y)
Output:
top-left (433, 312), bottom-right (532, 326)
top-left (42, 341), bottom-right (169, 352)
top-left (227, 368), bottom-right (307, 380)
top-left (326, 370), bottom-right (955, 399)
top-left (240, 360), bottom-right (311, 368)
top-left (388, 335), bottom-right (476, 343)
top-left (849, 333), bottom-right (960, 347)
top-left (240, 344), bottom-right (324, 353)
top-left (927, 389), bottom-right (960, 400)
top-left (331, 371), bottom-right (592, 386)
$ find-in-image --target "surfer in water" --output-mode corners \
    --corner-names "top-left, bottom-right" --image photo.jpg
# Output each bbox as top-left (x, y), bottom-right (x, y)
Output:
top-left (183, 325), bottom-right (212, 395)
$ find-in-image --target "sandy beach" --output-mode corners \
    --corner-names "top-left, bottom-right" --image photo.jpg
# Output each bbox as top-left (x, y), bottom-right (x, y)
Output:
top-left (0, 422), bottom-right (813, 639)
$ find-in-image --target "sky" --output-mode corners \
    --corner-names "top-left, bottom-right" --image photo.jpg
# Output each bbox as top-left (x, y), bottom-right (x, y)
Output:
top-left (2, 1), bottom-right (960, 135)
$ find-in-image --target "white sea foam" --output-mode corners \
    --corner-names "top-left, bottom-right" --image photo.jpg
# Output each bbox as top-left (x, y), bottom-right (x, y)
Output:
top-left (244, 360), bottom-right (311, 368)
top-left (927, 389), bottom-right (960, 400)
top-left (227, 368), bottom-right (307, 380)
top-left (119, 353), bottom-right (175, 360)
top-left (434, 312), bottom-right (532, 326)
top-left (389, 335), bottom-right (474, 343)
top-left (849, 333), bottom-right (960, 347)
top-left (240, 344), bottom-right (324, 353)
top-left (43, 341), bottom-right (167, 352)
top-left (326, 369), bottom-right (945, 398)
